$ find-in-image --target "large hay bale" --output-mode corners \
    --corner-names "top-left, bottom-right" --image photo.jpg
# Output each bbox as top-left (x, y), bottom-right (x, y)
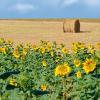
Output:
top-left (63, 19), bottom-right (80, 33)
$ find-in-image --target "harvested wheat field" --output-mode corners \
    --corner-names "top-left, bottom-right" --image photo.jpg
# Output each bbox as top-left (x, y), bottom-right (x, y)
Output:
top-left (0, 19), bottom-right (100, 100)
top-left (0, 19), bottom-right (100, 49)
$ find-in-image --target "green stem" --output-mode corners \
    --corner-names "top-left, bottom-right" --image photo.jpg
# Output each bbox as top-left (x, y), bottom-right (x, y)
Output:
top-left (62, 77), bottom-right (65, 100)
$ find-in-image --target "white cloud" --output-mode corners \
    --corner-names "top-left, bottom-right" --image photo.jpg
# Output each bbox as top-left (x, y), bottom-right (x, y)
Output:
top-left (61, 0), bottom-right (100, 8)
top-left (63, 0), bottom-right (79, 6)
top-left (84, 0), bottom-right (100, 7)
top-left (6, 0), bottom-right (100, 13)
top-left (42, 0), bottom-right (78, 7)
top-left (37, 0), bottom-right (61, 7)
top-left (36, 0), bottom-right (78, 8)
top-left (9, 3), bottom-right (36, 13)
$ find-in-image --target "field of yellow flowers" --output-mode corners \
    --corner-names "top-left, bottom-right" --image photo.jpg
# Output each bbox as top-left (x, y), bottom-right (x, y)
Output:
top-left (0, 38), bottom-right (99, 100)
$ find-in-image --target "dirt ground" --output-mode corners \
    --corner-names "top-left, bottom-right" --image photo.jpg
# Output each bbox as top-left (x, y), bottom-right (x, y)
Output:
top-left (0, 19), bottom-right (100, 49)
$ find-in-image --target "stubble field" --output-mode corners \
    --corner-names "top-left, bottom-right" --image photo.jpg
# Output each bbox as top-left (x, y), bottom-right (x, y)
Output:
top-left (0, 19), bottom-right (100, 49)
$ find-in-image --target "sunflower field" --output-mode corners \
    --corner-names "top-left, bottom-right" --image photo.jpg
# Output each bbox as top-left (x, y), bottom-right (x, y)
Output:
top-left (0, 38), bottom-right (99, 100)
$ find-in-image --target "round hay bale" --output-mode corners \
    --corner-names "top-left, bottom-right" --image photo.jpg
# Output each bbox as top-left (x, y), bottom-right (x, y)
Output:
top-left (63, 19), bottom-right (80, 33)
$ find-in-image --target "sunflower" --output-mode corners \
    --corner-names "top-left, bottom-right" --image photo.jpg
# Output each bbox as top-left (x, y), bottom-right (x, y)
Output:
top-left (50, 51), bottom-right (54, 57)
top-left (74, 59), bottom-right (80, 67)
top-left (41, 47), bottom-right (46, 54)
top-left (90, 49), bottom-right (95, 54)
top-left (78, 43), bottom-right (85, 50)
top-left (62, 47), bottom-right (67, 54)
top-left (32, 45), bottom-right (38, 51)
top-left (87, 44), bottom-right (95, 54)
top-left (71, 44), bottom-right (78, 53)
top-left (24, 43), bottom-right (30, 49)
top-left (32, 44), bottom-right (37, 48)
top-left (83, 59), bottom-right (96, 74)
top-left (54, 63), bottom-right (71, 76)
top-left (47, 42), bottom-right (52, 51)
top-left (87, 44), bottom-right (94, 50)
top-left (0, 38), bottom-right (4, 44)
top-left (76, 71), bottom-right (81, 78)
top-left (0, 48), bottom-right (6, 54)
top-left (7, 39), bottom-right (13, 45)
top-left (13, 50), bottom-right (20, 58)
top-left (40, 84), bottom-right (47, 91)
top-left (22, 48), bottom-right (27, 55)
top-left (96, 43), bottom-right (100, 49)
top-left (42, 60), bottom-right (47, 67)
top-left (9, 79), bottom-right (17, 86)
top-left (72, 42), bottom-right (85, 53)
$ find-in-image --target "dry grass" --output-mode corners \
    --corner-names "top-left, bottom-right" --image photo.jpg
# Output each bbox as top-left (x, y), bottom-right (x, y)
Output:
top-left (0, 19), bottom-right (100, 49)
top-left (1, 18), bottom-right (100, 23)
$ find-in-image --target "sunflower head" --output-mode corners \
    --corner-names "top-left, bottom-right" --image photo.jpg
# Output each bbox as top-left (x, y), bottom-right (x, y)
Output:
top-left (9, 79), bottom-right (17, 86)
top-left (54, 63), bottom-right (71, 76)
top-left (41, 47), bottom-right (46, 54)
top-left (74, 59), bottom-right (80, 67)
top-left (42, 60), bottom-right (47, 67)
top-left (13, 50), bottom-right (20, 58)
top-left (0, 48), bottom-right (6, 54)
top-left (40, 84), bottom-right (47, 91)
top-left (76, 71), bottom-right (81, 78)
top-left (62, 47), bottom-right (67, 54)
top-left (83, 59), bottom-right (96, 74)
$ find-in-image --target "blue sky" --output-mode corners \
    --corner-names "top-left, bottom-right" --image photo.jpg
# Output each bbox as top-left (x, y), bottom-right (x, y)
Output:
top-left (0, 0), bottom-right (100, 18)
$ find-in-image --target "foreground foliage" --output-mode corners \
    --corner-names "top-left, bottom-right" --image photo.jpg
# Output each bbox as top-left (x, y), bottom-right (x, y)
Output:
top-left (0, 38), bottom-right (100, 100)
